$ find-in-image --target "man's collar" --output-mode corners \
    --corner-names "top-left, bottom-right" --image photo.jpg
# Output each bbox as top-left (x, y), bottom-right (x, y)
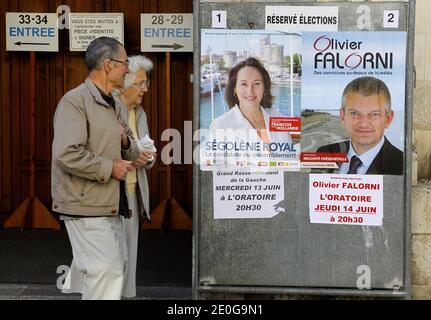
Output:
top-left (348, 136), bottom-right (385, 169)
top-left (94, 84), bottom-right (115, 108)
top-left (84, 78), bottom-right (112, 108)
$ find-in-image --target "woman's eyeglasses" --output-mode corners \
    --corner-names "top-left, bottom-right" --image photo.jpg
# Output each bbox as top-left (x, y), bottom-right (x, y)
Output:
top-left (133, 80), bottom-right (151, 89)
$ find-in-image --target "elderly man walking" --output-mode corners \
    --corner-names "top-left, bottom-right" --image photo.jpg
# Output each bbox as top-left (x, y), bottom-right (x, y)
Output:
top-left (51, 37), bottom-right (140, 300)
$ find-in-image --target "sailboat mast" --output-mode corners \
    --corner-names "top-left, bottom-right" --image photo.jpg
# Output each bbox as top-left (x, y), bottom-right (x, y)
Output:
top-left (210, 50), bottom-right (215, 120)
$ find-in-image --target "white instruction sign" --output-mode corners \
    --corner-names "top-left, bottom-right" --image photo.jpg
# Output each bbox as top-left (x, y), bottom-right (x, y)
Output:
top-left (265, 6), bottom-right (339, 32)
top-left (213, 169), bottom-right (285, 219)
top-left (309, 174), bottom-right (383, 226)
top-left (141, 14), bottom-right (193, 52)
top-left (6, 12), bottom-right (58, 52)
top-left (69, 13), bottom-right (124, 51)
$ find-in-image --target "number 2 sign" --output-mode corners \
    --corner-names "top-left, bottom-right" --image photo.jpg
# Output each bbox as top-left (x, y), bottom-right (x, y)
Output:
top-left (383, 10), bottom-right (399, 28)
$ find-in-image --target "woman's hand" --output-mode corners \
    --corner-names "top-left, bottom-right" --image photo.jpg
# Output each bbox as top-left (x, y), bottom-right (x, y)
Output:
top-left (119, 124), bottom-right (130, 149)
top-left (132, 151), bottom-right (156, 168)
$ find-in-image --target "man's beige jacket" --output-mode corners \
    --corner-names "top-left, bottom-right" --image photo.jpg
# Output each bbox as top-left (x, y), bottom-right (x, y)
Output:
top-left (51, 78), bottom-right (140, 216)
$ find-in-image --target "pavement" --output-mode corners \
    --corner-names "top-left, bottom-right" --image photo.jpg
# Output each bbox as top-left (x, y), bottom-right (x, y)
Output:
top-left (0, 284), bottom-right (192, 300)
top-left (0, 228), bottom-right (192, 300)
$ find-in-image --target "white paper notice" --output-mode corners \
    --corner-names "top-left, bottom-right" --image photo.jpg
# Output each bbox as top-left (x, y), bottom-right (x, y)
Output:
top-left (309, 174), bottom-right (383, 226)
top-left (265, 6), bottom-right (338, 32)
top-left (69, 13), bottom-right (124, 51)
top-left (213, 169), bottom-right (284, 219)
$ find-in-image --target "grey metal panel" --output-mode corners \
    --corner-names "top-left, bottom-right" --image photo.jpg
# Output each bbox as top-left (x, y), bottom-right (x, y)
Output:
top-left (199, 173), bottom-right (405, 289)
top-left (193, 0), bottom-right (414, 297)
top-left (200, 2), bottom-right (408, 31)
top-left (192, 0), bottom-right (202, 300)
top-left (403, 0), bottom-right (415, 300)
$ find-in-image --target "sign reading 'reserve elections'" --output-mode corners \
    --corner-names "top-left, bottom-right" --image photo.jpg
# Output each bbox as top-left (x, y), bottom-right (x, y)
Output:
top-left (6, 12), bottom-right (58, 52)
top-left (141, 14), bottom-right (193, 52)
top-left (69, 13), bottom-right (124, 51)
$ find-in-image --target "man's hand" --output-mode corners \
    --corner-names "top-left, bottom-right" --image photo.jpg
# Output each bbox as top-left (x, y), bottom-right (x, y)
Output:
top-left (111, 159), bottom-right (133, 180)
top-left (132, 151), bottom-right (157, 168)
top-left (119, 124), bottom-right (130, 149)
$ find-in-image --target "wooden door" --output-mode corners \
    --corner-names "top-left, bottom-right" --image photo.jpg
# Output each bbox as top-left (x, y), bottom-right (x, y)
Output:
top-left (0, 0), bottom-right (193, 222)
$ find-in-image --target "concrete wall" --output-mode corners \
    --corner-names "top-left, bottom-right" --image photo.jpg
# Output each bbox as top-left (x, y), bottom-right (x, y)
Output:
top-left (411, 0), bottom-right (431, 301)
top-left (315, 0), bottom-right (431, 300)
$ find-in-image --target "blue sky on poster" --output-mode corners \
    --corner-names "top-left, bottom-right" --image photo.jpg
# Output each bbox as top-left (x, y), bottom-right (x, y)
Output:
top-left (201, 29), bottom-right (302, 57)
top-left (301, 31), bottom-right (407, 113)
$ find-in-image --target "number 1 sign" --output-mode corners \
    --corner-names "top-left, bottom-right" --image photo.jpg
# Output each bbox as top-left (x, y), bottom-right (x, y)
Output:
top-left (212, 10), bottom-right (226, 28)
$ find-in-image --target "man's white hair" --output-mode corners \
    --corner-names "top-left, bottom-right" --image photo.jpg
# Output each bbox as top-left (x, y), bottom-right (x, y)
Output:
top-left (124, 55), bottom-right (153, 88)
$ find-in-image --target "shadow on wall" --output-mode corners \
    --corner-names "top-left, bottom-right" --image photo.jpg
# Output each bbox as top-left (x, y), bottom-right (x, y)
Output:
top-left (413, 131), bottom-right (431, 181)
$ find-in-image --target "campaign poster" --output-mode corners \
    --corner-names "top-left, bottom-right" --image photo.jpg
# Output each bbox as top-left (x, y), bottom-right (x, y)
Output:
top-left (300, 32), bottom-right (407, 175)
top-left (199, 29), bottom-right (301, 171)
top-left (309, 174), bottom-right (383, 226)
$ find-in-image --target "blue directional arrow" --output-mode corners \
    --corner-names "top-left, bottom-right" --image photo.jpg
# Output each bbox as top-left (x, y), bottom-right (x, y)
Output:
top-left (151, 43), bottom-right (184, 50)
top-left (15, 41), bottom-right (49, 46)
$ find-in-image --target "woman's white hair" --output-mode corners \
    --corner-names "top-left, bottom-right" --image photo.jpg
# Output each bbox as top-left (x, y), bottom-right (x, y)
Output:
top-left (123, 55), bottom-right (153, 89)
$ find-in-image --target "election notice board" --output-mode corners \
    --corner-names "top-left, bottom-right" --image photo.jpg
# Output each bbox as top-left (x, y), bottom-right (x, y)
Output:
top-left (6, 12), bottom-right (58, 52)
top-left (69, 13), bottom-right (124, 51)
top-left (141, 14), bottom-right (193, 52)
top-left (196, 0), bottom-right (411, 297)
top-left (265, 6), bottom-right (339, 31)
